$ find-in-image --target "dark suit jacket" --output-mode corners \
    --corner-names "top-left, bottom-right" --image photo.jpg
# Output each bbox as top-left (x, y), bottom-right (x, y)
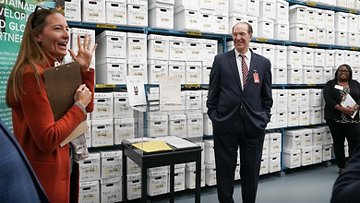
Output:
top-left (323, 78), bottom-right (360, 121)
top-left (207, 49), bottom-right (273, 136)
top-left (331, 144), bottom-right (360, 203)
top-left (0, 121), bottom-right (48, 203)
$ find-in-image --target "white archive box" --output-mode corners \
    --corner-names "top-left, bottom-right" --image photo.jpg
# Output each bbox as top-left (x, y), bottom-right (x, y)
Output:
top-left (250, 42), bottom-right (263, 55)
top-left (309, 106), bottom-right (322, 125)
top-left (334, 50), bottom-right (345, 67)
top-left (64, 0), bottom-right (81, 22)
top-left (276, 89), bottom-right (288, 110)
top-left (175, 0), bottom-right (199, 9)
top-left (149, 0), bottom-right (175, 4)
top-left (298, 89), bottom-right (309, 108)
top-left (96, 30), bottom-right (127, 59)
top-left (114, 118), bottom-right (135, 144)
top-left (348, 32), bottom-right (360, 47)
top-left (323, 68), bottom-right (333, 83)
top-left (100, 150), bottom-right (122, 179)
top-left (200, 9), bottom-right (215, 33)
top-left (274, 45), bottom-right (287, 67)
top-left (247, 0), bottom-right (260, 17)
top-left (317, 28), bottom-right (326, 44)
top-left (204, 140), bottom-right (215, 164)
top-left (147, 34), bottom-right (169, 60)
top-left (274, 67), bottom-right (287, 84)
top-left (301, 147), bottom-right (313, 166)
top-left (168, 61), bottom-right (186, 84)
top-left (263, 134), bottom-right (270, 155)
top-left (335, 31), bottom-right (348, 46)
top-left (322, 144), bottom-right (332, 161)
top-left (289, 5), bottom-right (307, 24)
top-left (147, 112), bottom-right (168, 137)
top-left (334, 12), bottom-right (348, 31)
top-left (312, 127), bottom-right (325, 146)
top-left (92, 92), bottom-right (114, 120)
top-left (79, 152), bottom-right (101, 182)
top-left (202, 62), bottom-right (212, 84)
top-left (275, 0), bottom-right (289, 23)
top-left (199, 0), bottom-right (215, 10)
top-left (302, 66), bottom-right (314, 84)
top-left (202, 39), bottom-right (218, 62)
top-left (147, 169), bottom-right (169, 196)
top-left (100, 177), bottom-right (122, 203)
top-left (228, 13), bottom-right (247, 34)
top-left (113, 92), bottom-right (135, 118)
top-left (276, 109), bottom-right (288, 128)
top-left (174, 7), bottom-right (201, 31)
top-left (348, 13), bottom-right (358, 31)
top-left (287, 90), bottom-right (299, 108)
top-left (214, 12), bottom-right (229, 34)
top-left (186, 110), bottom-right (203, 138)
top-left (315, 9), bottom-right (325, 29)
top-left (229, 0), bottom-right (247, 14)
top-left (203, 114), bottom-right (213, 136)
top-left (127, 173), bottom-right (141, 200)
top-left (185, 61), bottom-right (202, 84)
top-left (246, 15), bottom-right (258, 37)
top-left (283, 148), bottom-right (301, 169)
top-left (79, 181), bottom-right (100, 203)
top-left (301, 128), bottom-right (313, 148)
top-left (298, 108), bottom-right (310, 126)
top-left (313, 145), bottom-right (322, 164)
top-left (274, 23), bottom-right (289, 41)
top-left (314, 49), bottom-right (325, 67)
top-left (287, 67), bottom-right (303, 84)
top-left (309, 89), bottom-right (322, 106)
top-left (106, 0), bottom-right (127, 25)
top-left (313, 67), bottom-right (324, 84)
top-left (302, 47), bottom-right (314, 66)
top-left (269, 153), bottom-right (281, 173)
top-left (336, 0), bottom-right (347, 8)
top-left (259, 154), bottom-right (269, 175)
top-left (345, 51), bottom-right (355, 67)
top-left (147, 59), bottom-right (168, 84)
top-left (169, 36), bottom-right (187, 61)
top-left (91, 119), bottom-right (114, 147)
top-left (287, 46), bottom-right (303, 66)
top-left (149, 3), bottom-right (174, 29)
top-left (214, 0), bottom-right (229, 13)
top-left (167, 167), bottom-right (186, 192)
top-left (70, 28), bottom-right (96, 68)
top-left (353, 68), bottom-right (360, 81)
top-left (185, 165), bottom-right (205, 189)
top-left (95, 58), bottom-right (127, 84)
top-left (260, 0), bottom-right (276, 20)
top-left (186, 38), bottom-right (203, 61)
top-left (82, 0), bottom-right (106, 23)
top-left (284, 129), bottom-right (303, 150)
top-left (185, 91), bottom-right (202, 110)
top-left (201, 90), bottom-right (208, 113)
top-left (289, 24), bottom-right (307, 43)
top-left (287, 110), bottom-right (299, 127)
top-left (307, 7), bottom-right (318, 27)
top-left (127, 59), bottom-right (148, 83)
top-left (262, 44), bottom-right (275, 64)
top-left (307, 26), bottom-right (317, 43)
top-left (127, 0), bottom-right (148, 26)
top-left (266, 110), bottom-right (277, 129)
top-left (325, 10), bottom-right (335, 30)
top-left (127, 33), bottom-right (147, 60)
top-left (269, 132), bottom-right (282, 154)
top-left (325, 30), bottom-right (335, 45)
top-left (168, 113), bottom-right (187, 137)
top-left (325, 50), bottom-right (335, 67)
top-left (354, 52), bottom-right (360, 67)
top-left (205, 163), bottom-right (217, 186)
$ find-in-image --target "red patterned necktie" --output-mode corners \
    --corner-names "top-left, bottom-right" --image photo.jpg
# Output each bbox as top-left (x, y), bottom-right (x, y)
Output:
top-left (240, 54), bottom-right (248, 86)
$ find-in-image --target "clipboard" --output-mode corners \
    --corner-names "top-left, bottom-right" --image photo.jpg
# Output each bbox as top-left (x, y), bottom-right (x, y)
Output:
top-left (43, 62), bottom-right (82, 121)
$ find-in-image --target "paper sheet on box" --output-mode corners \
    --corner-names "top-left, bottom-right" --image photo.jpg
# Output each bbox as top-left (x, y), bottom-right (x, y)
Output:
top-left (156, 136), bottom-right (198, 149)
top-left (159, 76), bottom-right (181, 105)
top-left (132, 140), bottom-right (172, 153)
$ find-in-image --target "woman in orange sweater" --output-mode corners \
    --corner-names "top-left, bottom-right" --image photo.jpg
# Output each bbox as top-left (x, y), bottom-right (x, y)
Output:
top-left (5, 6), bottom-right (96, 203)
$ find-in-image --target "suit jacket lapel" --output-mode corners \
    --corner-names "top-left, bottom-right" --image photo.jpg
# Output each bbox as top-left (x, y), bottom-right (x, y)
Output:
top-left (227, 50), bottom-right (242, 90)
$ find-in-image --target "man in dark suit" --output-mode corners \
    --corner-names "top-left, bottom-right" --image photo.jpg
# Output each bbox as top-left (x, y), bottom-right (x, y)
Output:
top-left (0, 120), bottom-right (48, 203)
top-left (207, 22), bottom-right (273, 203)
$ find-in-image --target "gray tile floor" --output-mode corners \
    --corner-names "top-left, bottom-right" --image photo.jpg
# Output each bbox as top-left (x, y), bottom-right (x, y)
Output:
top-left (150, 163), bottom-right (338, 203)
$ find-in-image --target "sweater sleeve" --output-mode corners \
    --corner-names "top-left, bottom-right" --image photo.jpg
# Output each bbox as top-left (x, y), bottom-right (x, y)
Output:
top-left (20, 70), bottom-right (86, 153)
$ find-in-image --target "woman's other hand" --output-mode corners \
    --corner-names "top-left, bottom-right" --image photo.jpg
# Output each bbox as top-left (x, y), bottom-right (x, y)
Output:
top-left (74, 84), bottom-right (92, 108)
top-left (68, 35), bottom-right (97, 71)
